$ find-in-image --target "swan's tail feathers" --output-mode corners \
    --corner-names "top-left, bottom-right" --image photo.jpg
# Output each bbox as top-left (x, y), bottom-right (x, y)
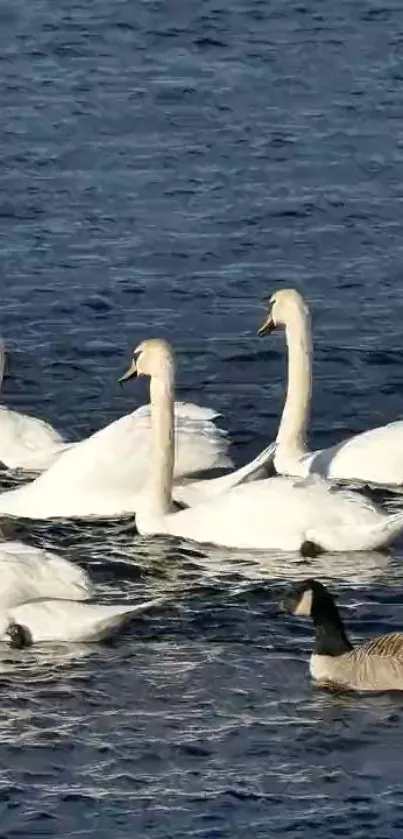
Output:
top-left (346, 511), bottom-right (403, 552)
top-left (0, 339), bottom-right (5, 393)
top-left (306, 510), bottom-right (403, 553)
top-left (173, 402), bottom-right (221, 422)
top-left (378, 512), bottom-right (403, 549)
top-left (233, 440), bottom-right (277, 485)
top-left (136, 402), bottom-right (222, 424)
top-left (126, 595), bottom-right (168, 617)
top-left (86, 596), bottom-right (168, 641)
top-left (173, 441), bottom-right (276, 506)
top-left (203, 440), bottom-right (276, 495)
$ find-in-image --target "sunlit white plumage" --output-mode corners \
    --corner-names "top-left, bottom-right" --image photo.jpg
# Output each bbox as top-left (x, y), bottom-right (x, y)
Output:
top-left (129, 339), bottom-right (403, 552)
top-left (1, 596), bottom-right (166, 645)
top-left (0, 341), bottom-right (73, 472)
top-left (258, 289), bottom-right (403, 486)
top-left (172, 439), bottom-right (276, 507)
top-left (0, 540), bottom-right (93, 609)
top-left (160, 476), bottom-right (403, 552)
top-left (0, 536), bottom-right (166, 644)
top-left (0, 400), bottom-right (232, 520)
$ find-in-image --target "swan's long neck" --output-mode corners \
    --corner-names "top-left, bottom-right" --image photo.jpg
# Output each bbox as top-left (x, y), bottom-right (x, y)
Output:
top-left (148, 372), bottom-right (175, 517)
top-left (277, 304), bottom-right (312, 456)
top-left (0, 341), bottom-right (5, 397)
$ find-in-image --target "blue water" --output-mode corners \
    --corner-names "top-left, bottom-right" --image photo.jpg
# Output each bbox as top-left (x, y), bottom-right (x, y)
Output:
top-left (1, 0), bottom-right (403, 835)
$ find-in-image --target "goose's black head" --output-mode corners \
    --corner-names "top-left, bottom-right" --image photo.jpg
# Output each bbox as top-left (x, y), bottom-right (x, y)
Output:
top-left (278, 578), bottom-right (353, 656)
top-left (279, 578), bottom-right (331, 617)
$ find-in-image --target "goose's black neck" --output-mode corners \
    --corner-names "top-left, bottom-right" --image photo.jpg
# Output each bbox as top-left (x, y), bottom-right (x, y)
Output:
top-left (311, 588), bottom-right (353, 657)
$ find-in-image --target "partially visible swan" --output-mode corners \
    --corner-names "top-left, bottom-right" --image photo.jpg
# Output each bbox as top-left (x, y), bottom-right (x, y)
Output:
top-left (118, 338), bottom-right (403, 552)
top-left (0, 340), bottom-right (73, 472)
top-left (258, 288), bottom-right (403, 486)
top-left (0, 539), bottom-right (93, 608)
top-left (2, 596), bottom-right (166, 646)
top-left (280, 578), bottom-right (403, 691)
top-left (0, 400), bottom-right (233, 521)
top-left (0, 533), bottom-right (166, 644)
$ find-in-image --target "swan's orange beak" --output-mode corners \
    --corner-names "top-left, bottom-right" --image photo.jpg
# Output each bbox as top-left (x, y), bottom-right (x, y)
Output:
top-left (257, 312), bottom-right (275, 337)
top-left (118, 357), bottom-right (138, 384)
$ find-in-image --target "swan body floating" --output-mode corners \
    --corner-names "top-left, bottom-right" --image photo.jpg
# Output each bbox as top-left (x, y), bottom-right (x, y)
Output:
top-left (119, 338), bottom-right (403, 552)
top-left (0, 341), bottom-right (73, 472)
top-left (3, 596), bottom-right (166, 646)
top-left (280, 578), bottom-right (403, 691)
top-left (258, 289), bottom-right (403, 487)
top-left (0, 401), bottom-right (233, 520)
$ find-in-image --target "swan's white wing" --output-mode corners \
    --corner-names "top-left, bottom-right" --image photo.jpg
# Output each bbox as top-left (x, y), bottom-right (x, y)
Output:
top-left (130, 401), bottom-right (232, 475)
top-left (6, 596), bottom-right (166, 643)
top-left (135, 401), bottom-right (221, 423)
top-left (316, 421), bottom-right (403, 486)
top-left (174, 442), bottom-right (276, 506)
top-left (0, 413), bottom-right (148, 519)
top-left (0, 405), bottom-right (69, 471)
top-left (0, 541), bottom-right (93, 608)
top-left (0, 402), bottom-right (232, 519)
top-left (157, 478), bottom-right (313, 550)
top-left (279, 424), bottom-right (403, 487)
top-left (157, 476), bottom-right (400, 552)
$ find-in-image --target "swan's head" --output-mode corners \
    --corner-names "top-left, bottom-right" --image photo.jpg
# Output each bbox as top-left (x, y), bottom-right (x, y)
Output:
top-left (119, 338), bottom-right (175, 384)
top-left (258, 288), bottom-right (307, 336)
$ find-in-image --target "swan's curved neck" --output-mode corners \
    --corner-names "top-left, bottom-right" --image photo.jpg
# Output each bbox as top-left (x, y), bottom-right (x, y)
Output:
top-left (0, 342), bottom-right (5, 397)
top-left (148, 373), bottom-right (175, 517)
top-left (277, 305), bottom-right (312, 456)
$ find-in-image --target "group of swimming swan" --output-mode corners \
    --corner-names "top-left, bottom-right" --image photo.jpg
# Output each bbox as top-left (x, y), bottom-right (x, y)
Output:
top-left (1, 287), bottom-right (403, 649)
top-left (281, 578), bottom-right (403, 692)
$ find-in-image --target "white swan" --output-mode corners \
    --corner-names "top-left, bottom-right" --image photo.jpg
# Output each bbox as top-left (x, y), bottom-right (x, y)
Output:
top-left (2, 596), bottom-right (166, 646)
top-left (122, 338), bottom-right (403, 552)
top-left (258, 288), bottom-right (403, 486)
top-left (0, 399), bottom-right (232, 521)
top-left (0, 341), bottom-right (73, 472)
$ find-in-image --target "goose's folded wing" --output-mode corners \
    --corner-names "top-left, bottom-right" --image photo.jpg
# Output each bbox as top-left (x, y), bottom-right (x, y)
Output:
top-left (357, 633), bottom-right (403, 662)
top-left (332, 636), bottom-right (403, 690)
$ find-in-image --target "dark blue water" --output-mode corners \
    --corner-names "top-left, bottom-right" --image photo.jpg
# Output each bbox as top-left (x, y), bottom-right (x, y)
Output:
top-left (1, 0), bottom-right (403, 835)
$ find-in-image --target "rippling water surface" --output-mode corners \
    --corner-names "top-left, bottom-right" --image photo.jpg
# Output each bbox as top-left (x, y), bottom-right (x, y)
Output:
top-left (1, 0), bottom-right (403, 835)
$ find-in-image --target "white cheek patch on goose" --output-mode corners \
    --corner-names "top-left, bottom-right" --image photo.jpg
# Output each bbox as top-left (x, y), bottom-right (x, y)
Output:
top-left (294, 588), bottom-right (313, 616)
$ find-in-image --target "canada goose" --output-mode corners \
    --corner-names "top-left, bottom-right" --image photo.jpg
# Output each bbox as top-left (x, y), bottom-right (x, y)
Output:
top-left (279, 578), bottom-right (403, 691)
